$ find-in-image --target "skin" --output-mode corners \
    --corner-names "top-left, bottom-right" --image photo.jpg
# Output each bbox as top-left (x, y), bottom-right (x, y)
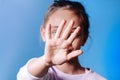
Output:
top-left (28, 9), bottom-right (85, 78)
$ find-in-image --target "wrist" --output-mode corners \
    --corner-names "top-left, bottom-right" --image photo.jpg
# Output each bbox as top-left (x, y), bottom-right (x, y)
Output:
top-left (40, 55), bottom-right (52, 68)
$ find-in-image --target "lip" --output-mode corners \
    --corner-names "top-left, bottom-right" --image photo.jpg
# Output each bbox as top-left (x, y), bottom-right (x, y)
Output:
top-left (68, 47), bottom-right (73, 53)
top-left (68, 49), bottom-right (72, 53)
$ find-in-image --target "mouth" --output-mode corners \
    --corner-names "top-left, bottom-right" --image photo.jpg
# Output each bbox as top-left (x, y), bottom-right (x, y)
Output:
top-left (68, 49), bottom-right (72, 53)
top-left (68, 47), bottom-right (73, 53)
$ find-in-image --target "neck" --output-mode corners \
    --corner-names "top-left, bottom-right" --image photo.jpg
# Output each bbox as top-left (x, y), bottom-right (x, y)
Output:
top-left (55, 57), bottom-right (85, 74)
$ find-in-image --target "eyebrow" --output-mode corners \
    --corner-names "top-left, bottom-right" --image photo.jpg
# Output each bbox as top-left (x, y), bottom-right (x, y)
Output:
top-left (51, 26), bottom-right (79, 32)
top-left (72, 27), bottom-right (77, 30)
top-left (52, 26), bottom-right (58, 28)
top-left (72, 27), bottom-right (77, 31)
top-left (52, 26), bottom-right (78, 29)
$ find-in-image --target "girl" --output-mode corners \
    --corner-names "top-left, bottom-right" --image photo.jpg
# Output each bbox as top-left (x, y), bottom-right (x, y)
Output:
top-left (17, 0), bottom-right (106, 80)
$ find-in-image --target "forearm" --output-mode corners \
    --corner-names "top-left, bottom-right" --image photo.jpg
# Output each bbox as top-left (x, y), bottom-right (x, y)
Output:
top-left (27, 56), bottom-right (50, 78)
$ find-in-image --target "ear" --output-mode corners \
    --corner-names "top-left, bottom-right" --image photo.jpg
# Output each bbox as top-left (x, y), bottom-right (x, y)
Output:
top-left (40, 25), bottom-right (46, 42)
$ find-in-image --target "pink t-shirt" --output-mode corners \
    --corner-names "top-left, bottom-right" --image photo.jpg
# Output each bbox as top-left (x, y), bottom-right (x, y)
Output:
top-left (17, 58), bottom-right (106, 80)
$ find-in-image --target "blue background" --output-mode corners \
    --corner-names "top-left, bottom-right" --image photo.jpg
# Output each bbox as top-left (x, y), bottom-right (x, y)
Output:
top-left (0, 0), bottom-right (120, 80)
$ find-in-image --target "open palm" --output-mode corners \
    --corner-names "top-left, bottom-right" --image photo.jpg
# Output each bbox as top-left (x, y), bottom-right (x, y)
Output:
top-left (44, 20), bottom-right (82, 66)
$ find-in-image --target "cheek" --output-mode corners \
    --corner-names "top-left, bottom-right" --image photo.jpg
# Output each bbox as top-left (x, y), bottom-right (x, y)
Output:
top-left (72, 38), bottom-right (82, 49)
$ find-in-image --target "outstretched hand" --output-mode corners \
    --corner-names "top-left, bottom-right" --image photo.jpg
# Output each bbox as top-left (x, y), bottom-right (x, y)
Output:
top-left (43, 20), bottom-right (83, 66)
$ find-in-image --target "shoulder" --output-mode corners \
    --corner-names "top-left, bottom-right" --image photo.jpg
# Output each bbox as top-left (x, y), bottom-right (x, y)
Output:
top-left (85, 68), bottom-right (106, 80)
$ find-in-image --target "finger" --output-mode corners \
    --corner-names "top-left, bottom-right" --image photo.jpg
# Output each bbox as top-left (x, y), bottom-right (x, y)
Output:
top-left (67, 50), bottom-right (83, 60)
top-left (62, 20), bottom-right (74, 39)
top-left (54, 20), bottom-right (66, 39)
top-left (67, 27), bottom-right (80, 43)
top-left (45, 24), bottom-right (51, 40)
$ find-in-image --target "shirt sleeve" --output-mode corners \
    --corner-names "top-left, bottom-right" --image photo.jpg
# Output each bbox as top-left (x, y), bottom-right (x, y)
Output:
top-left (17, 58), bottom-right (50, 80)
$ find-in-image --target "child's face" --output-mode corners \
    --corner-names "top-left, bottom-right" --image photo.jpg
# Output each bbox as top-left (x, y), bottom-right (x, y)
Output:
top-left (42, 9), bottom-right (84, 50)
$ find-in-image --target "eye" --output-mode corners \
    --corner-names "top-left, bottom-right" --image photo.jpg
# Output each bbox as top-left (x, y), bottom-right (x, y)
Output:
top-left (52, 31), bottom-right (56, 36)
top-left (70, 31), bottom-right (81, 37)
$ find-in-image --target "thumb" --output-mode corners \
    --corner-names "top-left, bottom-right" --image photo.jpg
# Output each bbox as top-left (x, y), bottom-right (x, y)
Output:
top-left (67, 50), bottom-right (83, 60)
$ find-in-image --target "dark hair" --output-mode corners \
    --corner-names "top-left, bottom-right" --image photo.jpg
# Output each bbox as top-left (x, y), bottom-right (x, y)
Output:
top-left (43, 0), bottom-right (89, 44)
